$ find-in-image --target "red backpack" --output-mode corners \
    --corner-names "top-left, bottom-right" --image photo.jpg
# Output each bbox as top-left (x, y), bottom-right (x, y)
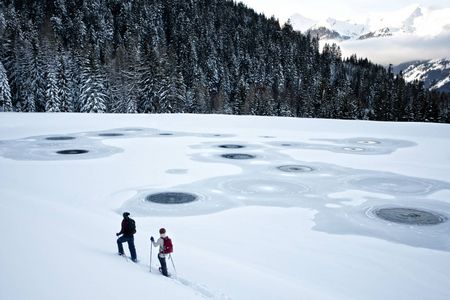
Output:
top-left (162, 236), bottom-right (173, 254)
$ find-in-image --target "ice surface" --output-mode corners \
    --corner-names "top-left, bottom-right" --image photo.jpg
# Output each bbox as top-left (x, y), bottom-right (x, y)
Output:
top-left (116, 136), bottom-right (450, 251)
top-left (0, 132), bottom-right (124, 161)
top-left (268, 136), bottom-right (416, 155)
top-left (0, 127), bottom-right (214, 161)
top-left (348, 175), bottom-right (441, 195)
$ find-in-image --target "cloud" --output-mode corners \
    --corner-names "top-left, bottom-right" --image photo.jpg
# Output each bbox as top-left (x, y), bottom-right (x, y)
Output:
top-left (334, 31), bottom-right (450, 65)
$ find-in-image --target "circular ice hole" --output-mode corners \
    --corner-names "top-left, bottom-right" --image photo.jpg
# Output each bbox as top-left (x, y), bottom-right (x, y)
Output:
top-left (375, 207), bottom-right (446, 225)
top-left (56, 149), bottom-right (89, 155)
top-left (218, 144), bottom-right (245, 149)
top-left (343, 147), bottom-right (365, 152)
top-left (278, 165), bottom-right (314, 173)
top-left (221, 153), bottom-right (256, 160)
top-left (98, 133), bottom-right (124, 137)
top-left (45, 136), bottom-right (76, 141)
top-left (145, 192), bottom-right (198, 204)
top-left (159, 133), bottom-right (174, 136)
top-left (357, 140), bottom-right (380, 145)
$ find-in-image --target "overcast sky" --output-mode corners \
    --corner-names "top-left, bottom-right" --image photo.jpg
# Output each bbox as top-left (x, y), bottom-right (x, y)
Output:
top-left (238, 0), bottom-right (448, 22)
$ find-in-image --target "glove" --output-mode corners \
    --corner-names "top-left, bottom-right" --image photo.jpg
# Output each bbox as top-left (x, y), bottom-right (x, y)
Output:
top-left (116, 233), bottom-right (120, 237)
top-left (150, 236), bottom-right (154, 242)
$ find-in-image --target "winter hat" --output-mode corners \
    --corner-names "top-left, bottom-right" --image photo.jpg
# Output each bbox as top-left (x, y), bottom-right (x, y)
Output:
top-left (159, 228), bottom-right (166, 234)
top-left (123, 212), bottom-right (130, 217)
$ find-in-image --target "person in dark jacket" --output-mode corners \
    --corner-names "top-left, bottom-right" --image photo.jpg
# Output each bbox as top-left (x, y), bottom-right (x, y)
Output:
top-left (116, 212), bottom-right (137, 262)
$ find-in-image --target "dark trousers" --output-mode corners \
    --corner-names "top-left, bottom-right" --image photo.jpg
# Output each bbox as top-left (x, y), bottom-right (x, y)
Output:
top-left (117, 235), bottom-right (137, 260)
top-left (158, 254), bottom-right (169, 276)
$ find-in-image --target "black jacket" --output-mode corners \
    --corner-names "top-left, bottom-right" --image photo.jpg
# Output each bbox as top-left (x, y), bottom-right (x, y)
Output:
top-left (118, 217), bottom-right (136, 237)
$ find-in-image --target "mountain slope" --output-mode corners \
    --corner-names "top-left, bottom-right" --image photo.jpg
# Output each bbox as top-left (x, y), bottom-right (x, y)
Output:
top-left (396, 59), bottom-right (450, 93)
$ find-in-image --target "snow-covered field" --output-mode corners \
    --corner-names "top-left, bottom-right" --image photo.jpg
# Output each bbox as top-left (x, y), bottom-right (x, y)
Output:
top-left (1, 113), bottom-right (449, 300)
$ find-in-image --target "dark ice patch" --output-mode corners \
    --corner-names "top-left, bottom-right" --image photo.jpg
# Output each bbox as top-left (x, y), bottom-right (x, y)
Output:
top-left (221, 153), bottom-right (256, 160)
top-left (146, 192), bottom-right (198, 204)
top-left (278, 165), bottom-right (314, 173)
top-left (56, 149), bottom-right (89, 155)
top-left (98, 133), bottom-right (124, 137)
top-left (218, 144), bottom-right (245, 149)
top-left (375, 207), bottom-right (446, 225)
top-left (45, 136), bottom-right (76, 141)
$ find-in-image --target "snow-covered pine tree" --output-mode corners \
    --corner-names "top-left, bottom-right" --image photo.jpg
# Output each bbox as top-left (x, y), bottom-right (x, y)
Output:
top-left (232, 75), bottom-right (249, 115)
top-left (136, 46), bottom-right (161, 113)
top-left (79, 53), bottom-right (108, 113)
top-left (20, 37), bottom-right (47, 112)
top-left (45, 59), bottom-right (61, 112)
top-left (189, 70), bottom-right (209, 113)
top-left (158, 52), bottom-right (187, 113)
top-left (56, 52), bottom-right (74, 112)
top-left (0, 61), bottom-right (12, 111)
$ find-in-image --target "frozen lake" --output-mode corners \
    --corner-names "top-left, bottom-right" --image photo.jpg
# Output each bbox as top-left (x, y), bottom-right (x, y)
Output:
top-left (1, 113), bottom-right (449, 300)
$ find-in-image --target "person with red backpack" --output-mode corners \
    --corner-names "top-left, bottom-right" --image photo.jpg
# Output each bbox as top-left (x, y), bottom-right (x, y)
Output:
top-left (150, 228), bottom-right (173, 277)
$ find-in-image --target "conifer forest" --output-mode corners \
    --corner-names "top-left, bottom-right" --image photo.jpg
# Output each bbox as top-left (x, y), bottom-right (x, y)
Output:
top-left (0, 0), bottom-right (448, 122)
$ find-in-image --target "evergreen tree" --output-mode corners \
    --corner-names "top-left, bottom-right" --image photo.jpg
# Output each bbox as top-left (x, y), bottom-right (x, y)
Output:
top-left (136, 46), bottom-right (161, 113)
top-left (159, 67), bottom-right (187, 113)
top-left (45, 63), bottom-right (61, 112)
top-left (56, 52), bottom-right (74, 112)
top-left (79, 53), bottom-right (107, 113)
top-left (0, 61), bottom-right (12, 111)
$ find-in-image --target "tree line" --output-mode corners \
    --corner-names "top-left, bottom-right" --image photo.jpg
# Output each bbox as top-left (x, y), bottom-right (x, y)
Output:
top-left (0, 0), bottom-right (448, 122)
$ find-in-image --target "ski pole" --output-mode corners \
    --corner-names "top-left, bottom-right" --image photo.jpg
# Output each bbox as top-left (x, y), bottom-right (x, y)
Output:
top-left (169, 254), bottom-right (177, 274)
top-left (149, 239), bottom-right (153, 272)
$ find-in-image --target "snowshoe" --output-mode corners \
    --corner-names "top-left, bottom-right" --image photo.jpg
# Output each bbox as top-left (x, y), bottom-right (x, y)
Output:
top-left (158, 267), bottom-right (170, 277)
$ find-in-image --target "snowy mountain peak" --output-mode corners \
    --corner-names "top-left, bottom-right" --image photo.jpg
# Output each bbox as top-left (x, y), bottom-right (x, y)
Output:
top-left (358, 27), bottom-right (392, 40)
top-left (293, 4), bottom-right (450, 41)
top-left (289, 13), bottom-right (316, 32)
top-left (400, 6), bottom-right (423, 33)
top-left (310, 17), bottom-right (366, 39)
